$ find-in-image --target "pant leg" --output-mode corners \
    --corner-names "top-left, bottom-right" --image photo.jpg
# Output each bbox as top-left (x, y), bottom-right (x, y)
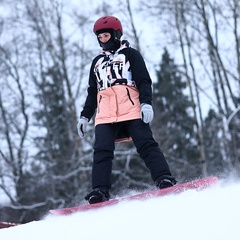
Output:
top-left (92, 123), bottom-right (120, 189)
top-left (126, 119), bottom-right (171, 181)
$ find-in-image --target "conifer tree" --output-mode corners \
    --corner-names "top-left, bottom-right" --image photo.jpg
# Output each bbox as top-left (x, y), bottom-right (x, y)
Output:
top-left (152, 48), bottom-right (200, 180)
top-left (202, 109), bottom-right (224, 175)
top-left (33, 66), bottom-right (80, 205)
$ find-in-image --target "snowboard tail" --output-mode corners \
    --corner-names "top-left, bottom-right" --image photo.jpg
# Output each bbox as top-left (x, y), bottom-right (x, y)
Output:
top-left (0, 221), bottom-right (19, 229)
top-left (50, 176), bottom-right (219, 215)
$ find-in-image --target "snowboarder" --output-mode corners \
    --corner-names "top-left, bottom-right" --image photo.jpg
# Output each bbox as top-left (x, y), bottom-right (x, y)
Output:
top-left (77, 16), bottom-right (177, 204)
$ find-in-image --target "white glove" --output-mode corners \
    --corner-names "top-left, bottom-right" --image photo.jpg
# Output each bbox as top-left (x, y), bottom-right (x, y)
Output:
top-left (77, 117), bottom-right (88, 138)
top-left (141, 104), bottom-right (154, 123)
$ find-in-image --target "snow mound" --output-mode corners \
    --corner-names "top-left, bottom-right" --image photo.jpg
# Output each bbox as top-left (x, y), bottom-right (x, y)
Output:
top-left (1, 180), bottom-right (240, 240)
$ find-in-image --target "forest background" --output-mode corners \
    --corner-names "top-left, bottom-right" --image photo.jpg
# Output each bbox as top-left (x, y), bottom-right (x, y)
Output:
top-left (0, 0), bottom-right (239, 224)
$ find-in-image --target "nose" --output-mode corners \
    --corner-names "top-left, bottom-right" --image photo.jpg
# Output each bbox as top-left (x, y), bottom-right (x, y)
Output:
top-left (101, 36), bottom-right (109, 43)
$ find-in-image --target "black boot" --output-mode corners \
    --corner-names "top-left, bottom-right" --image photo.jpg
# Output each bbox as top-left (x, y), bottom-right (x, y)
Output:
top-left (155, 175), bottom-right (177, 189)
top-left (85, 188), bottom-right (110, 204)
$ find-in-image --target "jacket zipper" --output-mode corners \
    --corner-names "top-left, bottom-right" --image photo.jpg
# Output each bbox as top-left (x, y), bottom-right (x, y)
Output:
top-left (98, 95), bottom-right (102, 113)
top-left (126, 88), bottom-right (134, 105)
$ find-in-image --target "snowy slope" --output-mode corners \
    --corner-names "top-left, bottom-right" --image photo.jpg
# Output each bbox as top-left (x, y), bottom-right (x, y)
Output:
top-left (1, 179), bottom-right (240, 240)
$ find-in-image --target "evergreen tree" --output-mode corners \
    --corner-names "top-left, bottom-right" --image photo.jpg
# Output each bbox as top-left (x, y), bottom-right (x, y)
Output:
top-left (152, 48), bottom-right (200, 180)
top-left (202, 109), bottom-right (225, 175)
top-left (33, 66), bottom-right (81, 206)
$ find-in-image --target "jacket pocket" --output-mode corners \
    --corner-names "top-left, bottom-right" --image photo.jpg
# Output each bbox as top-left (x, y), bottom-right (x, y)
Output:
top-left (126, 88), bottom-right (134, 105)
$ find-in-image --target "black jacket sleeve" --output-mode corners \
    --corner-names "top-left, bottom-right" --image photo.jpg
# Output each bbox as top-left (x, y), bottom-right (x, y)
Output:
top-left (128, 48), bottom-right (152, 105)
top-left (80, 58), bottom-right (99, 121)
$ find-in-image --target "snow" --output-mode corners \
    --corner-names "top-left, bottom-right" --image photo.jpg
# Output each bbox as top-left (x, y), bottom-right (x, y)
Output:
top-left (1, 179), bottom-right (240, 240)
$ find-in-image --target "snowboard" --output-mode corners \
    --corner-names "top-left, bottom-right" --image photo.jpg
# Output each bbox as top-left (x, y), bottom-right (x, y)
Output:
top-left (0, 221), bottom-right (19, 229)
top-left (50, 176), bottom-right (219, 215)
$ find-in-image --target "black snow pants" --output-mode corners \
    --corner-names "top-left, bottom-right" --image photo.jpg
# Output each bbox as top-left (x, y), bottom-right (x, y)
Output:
top-left (92, 119), bottom-right (171, 189)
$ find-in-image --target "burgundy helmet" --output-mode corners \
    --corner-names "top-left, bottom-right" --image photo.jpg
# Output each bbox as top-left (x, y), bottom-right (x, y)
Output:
top-left (93, 16), bottom-right (123, 39)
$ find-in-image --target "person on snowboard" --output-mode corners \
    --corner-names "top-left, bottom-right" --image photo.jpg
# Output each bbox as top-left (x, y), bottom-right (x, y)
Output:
top-left (78, 15), bottom-right (177, 204)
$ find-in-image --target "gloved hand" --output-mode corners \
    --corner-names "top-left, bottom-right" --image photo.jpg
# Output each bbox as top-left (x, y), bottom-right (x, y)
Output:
top-left (77, 117), bottom-right (88, 138)
top-left (141, 104), bottom-right (154, 123)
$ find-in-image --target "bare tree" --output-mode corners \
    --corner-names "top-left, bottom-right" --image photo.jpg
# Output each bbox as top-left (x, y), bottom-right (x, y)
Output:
top-left (0, 36), bottom-right (32, 222)
top-left (22, 0), bottom-right (94, 205)
top-left (0, 0), bottom-right (95, 223)
top-left (193, 0), bottom-right (239, 172)
top-left (139, 0), bottom-right (240, 176)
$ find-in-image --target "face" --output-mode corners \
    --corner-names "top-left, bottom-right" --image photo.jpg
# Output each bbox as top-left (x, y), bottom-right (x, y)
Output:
top-left (97, 32), bottom-right (111, 43)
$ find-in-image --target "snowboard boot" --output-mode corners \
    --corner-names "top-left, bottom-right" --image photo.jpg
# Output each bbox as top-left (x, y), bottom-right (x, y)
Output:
top-left (155, 175), bottom-right (177, 189)
top-left (85, 188), bottom-right (110, 204)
